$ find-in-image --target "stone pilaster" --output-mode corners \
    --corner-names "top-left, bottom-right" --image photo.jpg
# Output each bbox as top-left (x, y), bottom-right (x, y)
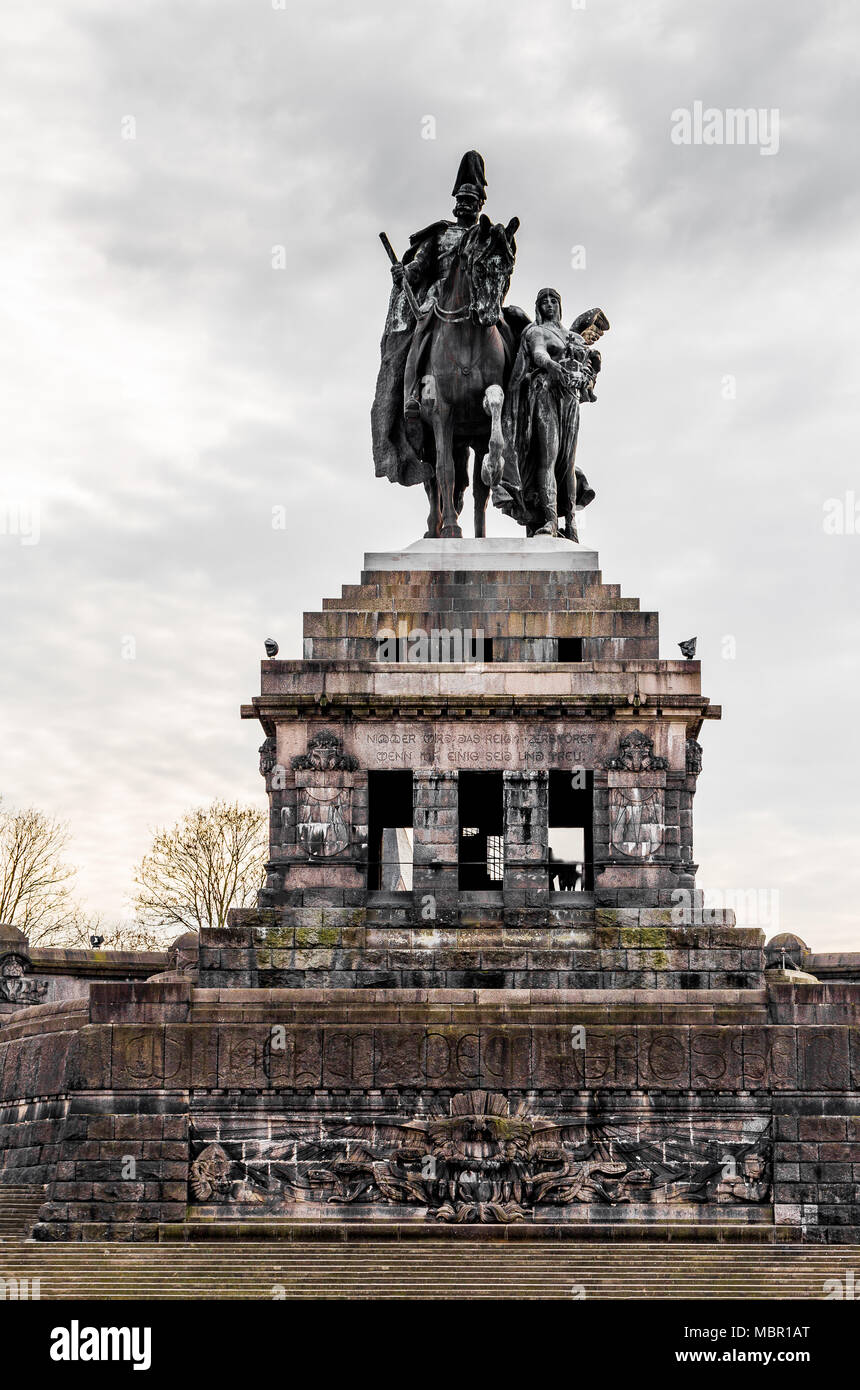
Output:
top-left (412, 770), bottom-right (459, 912)
top-left (503, 770), bottom-right (549, 906)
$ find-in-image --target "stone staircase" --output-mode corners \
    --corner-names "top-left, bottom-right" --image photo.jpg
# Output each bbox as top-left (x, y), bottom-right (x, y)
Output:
top-left (0, 1188), bottom-right (44, 1242)
top-left (1, 1190), bottom-right (858, 1298)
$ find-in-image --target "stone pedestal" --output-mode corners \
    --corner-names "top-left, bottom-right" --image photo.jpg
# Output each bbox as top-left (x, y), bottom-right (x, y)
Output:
top-left (4, 539), bottom-right (859, 1243)
top-left (5, 976), bottom-right (858, 1242)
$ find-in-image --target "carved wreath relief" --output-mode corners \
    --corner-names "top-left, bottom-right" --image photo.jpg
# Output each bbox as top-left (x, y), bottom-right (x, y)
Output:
top-left (188, 1094), bottom-right (771, 1224)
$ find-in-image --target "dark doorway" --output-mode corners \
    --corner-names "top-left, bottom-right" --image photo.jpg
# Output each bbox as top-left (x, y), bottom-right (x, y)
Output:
top-left (458, 771), bottom-right (504, 890)
top-left (548, 769), bottom-right (593, 891)
top-left (367, 770), bottom-right (413, 890)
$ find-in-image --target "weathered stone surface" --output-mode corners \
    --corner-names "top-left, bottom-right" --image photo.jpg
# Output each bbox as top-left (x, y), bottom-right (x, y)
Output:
top-left (1, 515), bottom-right (856, 1247)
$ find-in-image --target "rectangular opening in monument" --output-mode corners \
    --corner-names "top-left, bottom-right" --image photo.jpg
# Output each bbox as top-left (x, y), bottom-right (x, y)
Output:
top-left (367, 770), bottom-right (413, 891)
top-left (548, 770), bottom-right (593, 891)
top-left (378, 632), bottom-right (494, 662)
top-left (458, 772), bottom-right (504, 890)
top-left (557, 637), bottom-right (584, 662)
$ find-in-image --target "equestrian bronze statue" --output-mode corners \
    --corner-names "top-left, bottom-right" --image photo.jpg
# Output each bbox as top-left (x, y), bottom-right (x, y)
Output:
top-left (371, 151), bottom-right (609, 541)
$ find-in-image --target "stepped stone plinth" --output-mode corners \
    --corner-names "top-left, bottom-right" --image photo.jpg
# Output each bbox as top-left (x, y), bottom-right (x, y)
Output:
top-left (2, 539), bottom-right (859, 1245)
top-left (218, 538), bottom-right (747, 991)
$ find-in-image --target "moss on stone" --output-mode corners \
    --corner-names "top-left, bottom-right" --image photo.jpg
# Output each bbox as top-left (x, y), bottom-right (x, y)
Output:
top-left (260, 924), bottom-right (294, 948)
top-left (296, 925), bottom-right (340, 947)
top-left (620, 927), bottom-right (670, 949)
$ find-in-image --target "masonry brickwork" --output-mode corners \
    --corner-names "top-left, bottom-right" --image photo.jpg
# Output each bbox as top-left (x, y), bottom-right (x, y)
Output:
top-left (2, 539), bottom-right (858, 1242)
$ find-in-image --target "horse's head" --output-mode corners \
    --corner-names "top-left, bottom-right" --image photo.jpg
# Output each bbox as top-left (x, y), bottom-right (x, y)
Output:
top-left (462, 214), bottom-right (519, 326)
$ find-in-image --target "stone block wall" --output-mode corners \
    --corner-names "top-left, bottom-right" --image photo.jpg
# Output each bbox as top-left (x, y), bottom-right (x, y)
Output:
top-left (1, 973), bottom-right (860, 1245)
top-left (1, 977), bottom-right (858, 1241)
top-left (33, 1095), bottom-right (189, 1242)
top-left (0, 1098), bottom-right (69, 1189)
top-left (503, 770), bottom-right (549, 905)
top-left (773, 1113), bottom-right (860, 1239)
top-left (198, 913), bottom-right (761, 991)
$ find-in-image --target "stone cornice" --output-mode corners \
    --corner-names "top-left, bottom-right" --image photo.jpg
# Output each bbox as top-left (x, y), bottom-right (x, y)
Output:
top-left (243, 693), bottom-right (720, 725)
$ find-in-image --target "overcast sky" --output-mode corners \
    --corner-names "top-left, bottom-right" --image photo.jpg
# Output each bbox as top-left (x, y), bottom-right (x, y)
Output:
top-left (1, 0), bottom-right (858, 950)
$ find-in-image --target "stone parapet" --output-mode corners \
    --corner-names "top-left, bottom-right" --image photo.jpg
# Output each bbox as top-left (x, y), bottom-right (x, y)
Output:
top-left (0, 977), bottom-right (856, 1242)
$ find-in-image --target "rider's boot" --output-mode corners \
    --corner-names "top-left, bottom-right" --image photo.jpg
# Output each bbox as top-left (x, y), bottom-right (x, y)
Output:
top-left (404, 394), bottom-right (423, 454)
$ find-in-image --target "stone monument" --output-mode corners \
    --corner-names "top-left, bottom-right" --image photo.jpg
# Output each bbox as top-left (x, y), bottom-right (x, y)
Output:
top-left (1, 154), bottom-right (859, 1245)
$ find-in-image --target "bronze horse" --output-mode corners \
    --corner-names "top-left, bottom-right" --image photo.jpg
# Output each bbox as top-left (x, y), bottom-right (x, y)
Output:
top-left (416, 215), bottom-right (519, 538)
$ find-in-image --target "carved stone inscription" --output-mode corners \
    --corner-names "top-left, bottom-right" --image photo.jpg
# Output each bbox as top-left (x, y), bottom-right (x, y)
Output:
top-left (103, 1023), bottom-right (844, 1092)
top-left (273, 722), bottom-right (678, 774)
top-left (353, 723), bottom-right (603, 770)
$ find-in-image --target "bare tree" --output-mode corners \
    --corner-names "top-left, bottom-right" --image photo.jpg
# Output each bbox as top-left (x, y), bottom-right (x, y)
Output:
top-left (0, 798), bottom-right (77, 944)
top-left (132, 799), bottom-right (267, 933)
top-left (37, 908), bottom-right (168, 953)
top-left (96, 918), bottom-right (169, 952)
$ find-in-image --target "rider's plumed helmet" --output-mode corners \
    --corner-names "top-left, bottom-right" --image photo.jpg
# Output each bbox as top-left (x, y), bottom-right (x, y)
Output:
top-left (451, 150), bottom-right (487, 207)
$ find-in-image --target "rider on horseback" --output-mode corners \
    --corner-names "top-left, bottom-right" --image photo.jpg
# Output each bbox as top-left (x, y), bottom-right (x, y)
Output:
top-left (392, 151), bottom-right (488, 452)
top-left (373, 151), bottom-right (610, 542)
top-left (372, 152), bottom-right (494, 486)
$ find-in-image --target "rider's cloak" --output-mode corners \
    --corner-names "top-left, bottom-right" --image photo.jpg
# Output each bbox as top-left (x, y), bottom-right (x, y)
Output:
top-left (370, 223), bottom-right (450, 487)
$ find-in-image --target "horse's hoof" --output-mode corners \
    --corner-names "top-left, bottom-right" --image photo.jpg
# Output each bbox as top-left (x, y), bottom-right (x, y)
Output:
top-left (440, 525), bottom-right (462, 539)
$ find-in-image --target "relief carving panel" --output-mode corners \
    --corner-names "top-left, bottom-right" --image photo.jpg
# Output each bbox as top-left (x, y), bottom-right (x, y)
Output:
top-left (188, 1096), bottom-right (772, 1225)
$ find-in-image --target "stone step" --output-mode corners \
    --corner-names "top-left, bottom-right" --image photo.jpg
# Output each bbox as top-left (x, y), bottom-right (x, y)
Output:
top-left (1, 1250), bottom-right (855, 1298)
top-left (323, 592), bottom-right (636, 612)
top-left (305, 611), bottom-right (655, 638)
top-left (2, 1192), bottom-right (856, 1298)
top-left (161, 1221), bottom-right (791, 1244)
top-left (0, 1189), bottom-right (45, 1242)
